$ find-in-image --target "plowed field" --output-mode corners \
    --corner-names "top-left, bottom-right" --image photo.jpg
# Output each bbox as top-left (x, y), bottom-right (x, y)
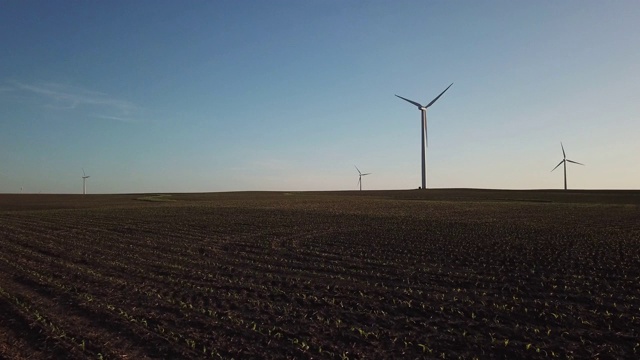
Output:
top-left (1, 190), bottom-right (639, 359)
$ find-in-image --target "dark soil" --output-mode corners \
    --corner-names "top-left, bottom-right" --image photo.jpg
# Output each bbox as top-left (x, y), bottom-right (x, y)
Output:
top-left (1, 190), bottom-right (639, 359)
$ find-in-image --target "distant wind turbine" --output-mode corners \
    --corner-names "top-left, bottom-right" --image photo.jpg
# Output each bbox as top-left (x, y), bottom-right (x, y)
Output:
top-left (395, 83), bottom-right (453, 189)
top-left (82, 168), bottom-right (90, 195)
top-left (355, 166), bottom-right (371, 191)
top-left (551, 142), bottom-right (584, 190)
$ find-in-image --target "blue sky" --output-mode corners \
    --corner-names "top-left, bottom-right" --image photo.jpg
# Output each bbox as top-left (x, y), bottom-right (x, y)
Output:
top-left (1, 1), bottom-right (639, 193)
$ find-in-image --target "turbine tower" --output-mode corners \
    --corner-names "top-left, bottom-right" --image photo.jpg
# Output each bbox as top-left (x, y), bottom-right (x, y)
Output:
top-left (395, 83), bottom-right (453, 189)
top-left (82, 168), bottom-right (90, 195)
top-left (551, 142), bottom-right (584, 190)
top-left (355, 166), bottom-right (371, 191)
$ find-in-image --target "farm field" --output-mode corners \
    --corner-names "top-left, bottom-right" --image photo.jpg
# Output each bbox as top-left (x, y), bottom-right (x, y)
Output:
top-left (0, 189), bottom-right (639, 359)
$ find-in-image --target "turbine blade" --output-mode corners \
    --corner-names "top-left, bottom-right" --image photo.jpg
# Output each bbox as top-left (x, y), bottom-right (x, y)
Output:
top-left (425, 118), bottom-right (428, 147)
top-left (561, 142), bottom-right (566, 159)
top-left (551, 160), bottom-right (564, 172)
top-left (362, 173), bottom-right (371, 176)
top-left (426, 83), bottom-right (453, 108)
top-left (566, 159), bottom-right (584, 166)
top-left (395, 94), bottom-right (424, 108)
top-left (354, 165), bottom-right (362, 175)
top-left (82, 168), bottom-right (86, 177)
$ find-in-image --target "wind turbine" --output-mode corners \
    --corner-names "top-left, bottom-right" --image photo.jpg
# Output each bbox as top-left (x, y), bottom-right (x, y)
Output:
top-left (395, 83), bottom-right (453, 189)
top-left (551, 142), bottom-right (584, 190)
top-left (82, 168), bottom-right (90, 195)
top-left (355, 166), bottom-right (371, 191)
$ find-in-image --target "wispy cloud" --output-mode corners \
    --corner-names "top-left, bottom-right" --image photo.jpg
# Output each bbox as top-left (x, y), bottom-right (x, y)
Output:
top-left (7, 81), bottom-right (143, 122)
top-left (91, 114), bottom-right (138, 123)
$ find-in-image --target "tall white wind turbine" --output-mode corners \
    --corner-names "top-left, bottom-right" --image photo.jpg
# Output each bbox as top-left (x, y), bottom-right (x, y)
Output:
top-left (355, 166), bottom-right (371, 191)
top-left (82, 168), bottom-right (90, 195)
top-left (395, 83), bottom-right (453, 189)
top-left (551, 142), bottom-right (584, 190)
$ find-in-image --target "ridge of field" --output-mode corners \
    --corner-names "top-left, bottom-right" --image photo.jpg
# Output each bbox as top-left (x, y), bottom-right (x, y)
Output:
top-left (0, 190), bottom-right (639, 358)
top-left (2, 189), bottom-right (640, 212)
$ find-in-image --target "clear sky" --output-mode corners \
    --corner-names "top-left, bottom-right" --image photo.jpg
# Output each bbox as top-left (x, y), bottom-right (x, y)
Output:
top-left (1, 1), bottom-right (639, 193)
